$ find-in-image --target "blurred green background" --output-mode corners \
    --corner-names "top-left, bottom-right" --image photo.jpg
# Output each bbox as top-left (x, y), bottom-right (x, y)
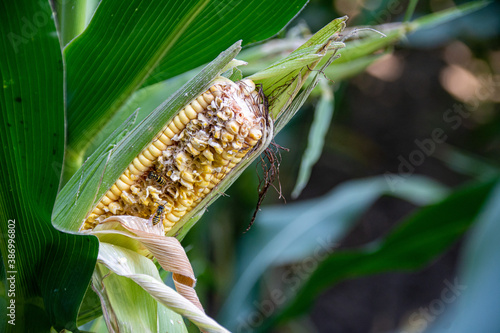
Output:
top-left (177, 0), bottom-right (500, 332)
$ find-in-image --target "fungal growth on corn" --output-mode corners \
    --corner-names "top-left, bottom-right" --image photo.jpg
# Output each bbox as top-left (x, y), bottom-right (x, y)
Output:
top-left (81, 79), bottom-right (267, 234)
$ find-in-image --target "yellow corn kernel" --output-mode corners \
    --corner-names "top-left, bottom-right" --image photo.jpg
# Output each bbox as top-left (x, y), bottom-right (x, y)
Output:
top-left (120, 174), bottom-right (135, 185)
top-left (196, 96), bottom-right (209, 108)
top-left (108, 202), bottom-right (122, 215)
top-left (168, 122), bottom-right (181, 135)
top-left (202, 149), bottom-right (214, 162)
top-left (133, 156), bottom-right (150, 171)
top-left (105, 189), bottom-right (119, 201)
top-left (152, 139), bottom-right (168, 151)
top-left (116, 179), bottom-right (130, 192)
top-left (158, 133), bottom-right (172, 146)
top-left (191, 100), bottom-right (204, 112)
top-left (93, 206), bottom-right (105, 215)
top-left (81, 79), bottom-right (267, 233)
top-left (184, 105), bottom-right (197, 119)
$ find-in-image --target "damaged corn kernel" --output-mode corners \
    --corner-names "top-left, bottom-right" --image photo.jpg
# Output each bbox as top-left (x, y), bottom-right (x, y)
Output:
top-left (81, 78), bottom-right (267, 233)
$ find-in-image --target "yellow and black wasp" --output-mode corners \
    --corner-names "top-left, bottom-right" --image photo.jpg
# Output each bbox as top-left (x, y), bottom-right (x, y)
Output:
top-left (152, 205), bottom-right (164, 226)
top-left (148, 171), bottom-right (167, 186)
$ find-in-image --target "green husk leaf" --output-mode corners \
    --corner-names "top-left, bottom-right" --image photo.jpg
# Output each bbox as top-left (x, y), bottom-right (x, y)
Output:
top-left (53, 42), bottom-right (242, 233)
top-left (249, 16), bottom-right (348, 119)
top-left (96, 243), bottom-right (228, 332)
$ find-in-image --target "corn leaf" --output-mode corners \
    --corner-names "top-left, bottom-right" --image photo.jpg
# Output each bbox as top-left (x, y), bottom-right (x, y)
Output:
top-left (436, 146), bottom-right (500, 180)
top-left (63, 0), bottom-right (309, 174)
top-left (55, 0), bottom-right (96, 46)
top-left (325, 53), bottom-right (385, 81)
top-left (0, 1), bottom-right (98, 331)
top-left (219, 176), bottom-right (449, 329)
top-left (53, 42), bottom-right (242, 233)
top-left (291, 78), bottom-right (335, 198)
top-left (263, 178), bottom-right (498, 329)
top-left (77, 284), bottom-right (103, 327)
top-left (426, 181), bottom-right (500, 333)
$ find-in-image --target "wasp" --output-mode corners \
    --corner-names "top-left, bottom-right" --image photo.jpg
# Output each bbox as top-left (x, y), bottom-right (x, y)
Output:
top-left (148, 171), bottom-right (167, 186)
top-left (152, 205), bottom-right (164, 226)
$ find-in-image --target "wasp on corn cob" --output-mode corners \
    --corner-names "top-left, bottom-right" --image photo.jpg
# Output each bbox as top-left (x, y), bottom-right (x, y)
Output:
top-left (152, 205), bottom-right (165, 226)
top-left (81, 79), bottom-right (267, 234)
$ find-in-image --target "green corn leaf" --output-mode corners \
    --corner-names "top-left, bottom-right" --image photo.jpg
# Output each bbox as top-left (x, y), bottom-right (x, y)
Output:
top-left (76, 284), bottom-right (102, 327)
top-left (56, 0), bottom-right (96, 46)
top-left (426, 181), bottom-right (500, 333)
top-left (411, 0), bottom-right (490, 30)
top-left (0, 1), bottom-right (98, 332)
top-left (263, 178), bottom-right (498, 330)
top-left (63, 0), bottom-right (309, 176)
top-left (292, 78), bottom-right (335, 198)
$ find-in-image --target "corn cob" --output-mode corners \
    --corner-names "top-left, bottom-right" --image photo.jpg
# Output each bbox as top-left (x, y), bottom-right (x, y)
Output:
top-left (81, 79), bottom-right (267, 233)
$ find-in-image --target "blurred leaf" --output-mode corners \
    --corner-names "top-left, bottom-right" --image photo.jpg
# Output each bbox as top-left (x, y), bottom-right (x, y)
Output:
top-left (0, 1), bottom-right (98, 332)
top-left (426, 181), bottom-right (500, 333)
top-left (292, 78), bottom-right (334, 198)
top-left (88, 316), bottom-right (108, 333)
top-left (408, 1), bottom-right (495, 47)
top-left (267, 178), bottom-right (498, 328)
top-left (220, 176), bottom-right (448, 329)
top-left (326, 53), bottom-right (385, 82)
top-left (64, 0), bottom-right (309, 172)
top-left (411, 1), bottom-right (490, 31)
top-left (436, 145), bottom-right (500, 180)
top-left (403, 0), bottom-right (419, 22)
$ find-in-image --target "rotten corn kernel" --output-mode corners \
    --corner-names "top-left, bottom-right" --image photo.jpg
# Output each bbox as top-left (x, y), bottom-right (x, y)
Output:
top-left (81, 79), bottom-right (266, 233)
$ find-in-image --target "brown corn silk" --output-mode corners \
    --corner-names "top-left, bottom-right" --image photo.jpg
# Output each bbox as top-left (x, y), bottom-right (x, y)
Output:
top-left (81, 79), bottom-right (266, 234)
